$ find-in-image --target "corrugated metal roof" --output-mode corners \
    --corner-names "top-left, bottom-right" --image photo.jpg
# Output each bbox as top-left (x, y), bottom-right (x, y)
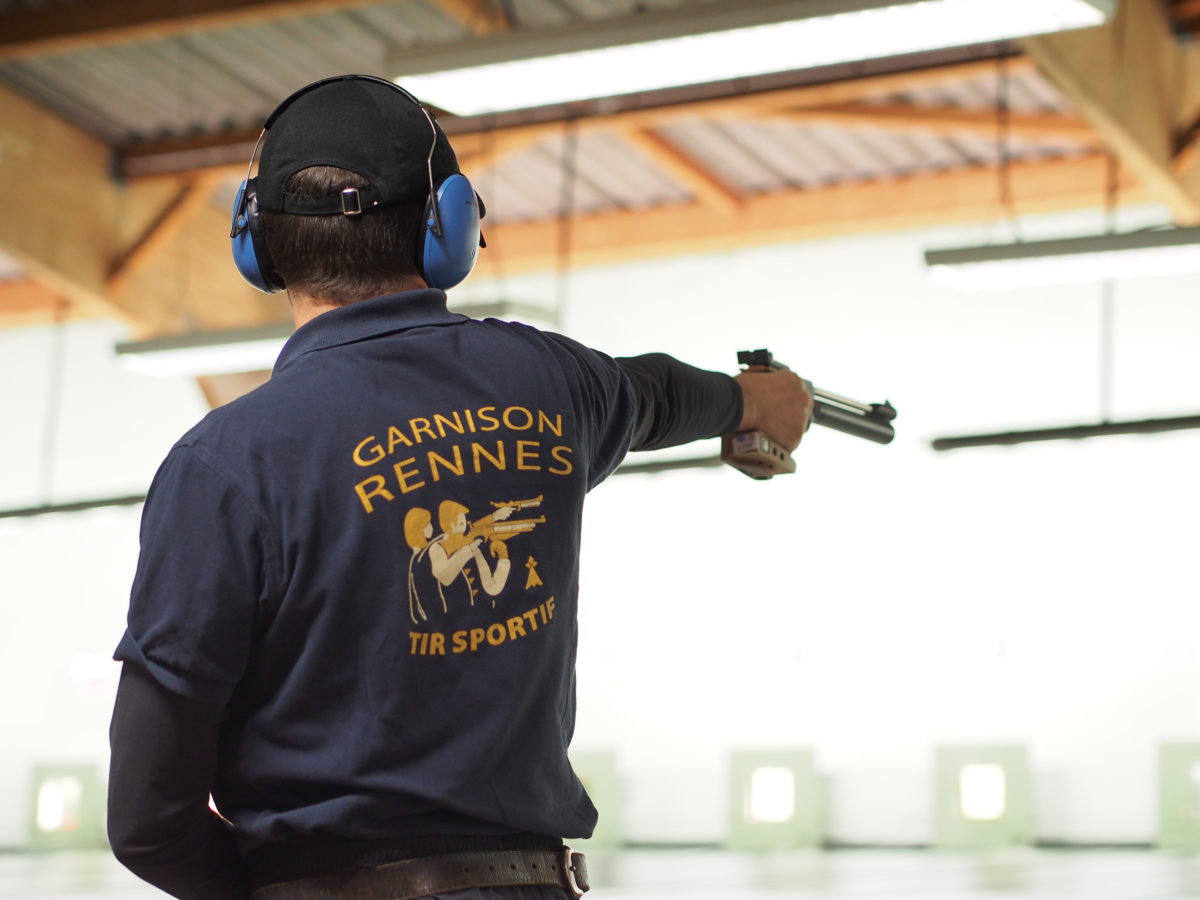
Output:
top-left (483, 131), bottom-right (691, 223)
top-left (0, 0), bottom-right (710, 144)
top-left (887, 66), bottom-right (1076, 115)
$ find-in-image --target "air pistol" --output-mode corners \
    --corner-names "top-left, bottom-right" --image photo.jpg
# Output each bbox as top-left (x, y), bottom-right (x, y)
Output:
top-left (721, 349), bottom-right (897, 480)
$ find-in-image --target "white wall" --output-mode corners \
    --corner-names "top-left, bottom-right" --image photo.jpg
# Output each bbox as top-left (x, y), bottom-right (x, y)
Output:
top-left (0, 321), bottom-right (209, 847)
top-left (1, 206), bottom-right (1197, 848)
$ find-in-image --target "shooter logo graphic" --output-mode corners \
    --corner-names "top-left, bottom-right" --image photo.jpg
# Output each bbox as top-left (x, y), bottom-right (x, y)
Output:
top-left (404, 495), bottom-right (545, 624)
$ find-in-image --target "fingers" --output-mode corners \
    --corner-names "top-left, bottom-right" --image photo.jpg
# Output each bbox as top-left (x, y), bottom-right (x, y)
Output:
top-left (734, 369), bottom-right (814, 453)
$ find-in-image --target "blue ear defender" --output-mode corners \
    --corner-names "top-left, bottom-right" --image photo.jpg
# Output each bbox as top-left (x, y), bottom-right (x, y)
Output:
top-left (228, 74), bottom-right (484, 295)
top-left (421, 173), bottom-right (481, 291)
top-left (230, 178), bottom-right (285, 293)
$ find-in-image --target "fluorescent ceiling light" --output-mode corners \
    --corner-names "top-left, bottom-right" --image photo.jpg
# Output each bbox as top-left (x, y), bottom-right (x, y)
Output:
top-left (115, 323), bottom-right (292, 377)
top-left (400, 0), bottom-right (1113, 115)
top-left (925, 226), bottom-right (1200, 290)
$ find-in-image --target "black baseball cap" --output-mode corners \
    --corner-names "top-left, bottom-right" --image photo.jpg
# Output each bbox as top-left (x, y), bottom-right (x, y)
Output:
top-left (255, 74), bottom-right (461, 215)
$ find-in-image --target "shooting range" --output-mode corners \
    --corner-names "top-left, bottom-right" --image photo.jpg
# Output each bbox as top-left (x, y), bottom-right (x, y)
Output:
top-left (1, 0), bottom-right (1199, 897)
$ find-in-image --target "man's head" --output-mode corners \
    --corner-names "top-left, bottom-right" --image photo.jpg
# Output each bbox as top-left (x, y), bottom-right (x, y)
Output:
top-left (438, 500), bottom-right (470, 536)
top-left (235, 75), bottom-right (481, 302)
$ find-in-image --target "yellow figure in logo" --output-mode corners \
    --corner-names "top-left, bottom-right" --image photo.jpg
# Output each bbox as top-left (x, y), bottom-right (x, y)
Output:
top-left (429, 500), bottom-right (513, 606)
top-left (405, 497), bottom-right (545, 619)
top-left (404, 507), bottom-right (435, 624)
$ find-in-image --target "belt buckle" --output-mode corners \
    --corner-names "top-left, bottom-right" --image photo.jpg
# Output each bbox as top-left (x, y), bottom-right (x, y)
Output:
top-left (562, 846), bottom-right (587, 898)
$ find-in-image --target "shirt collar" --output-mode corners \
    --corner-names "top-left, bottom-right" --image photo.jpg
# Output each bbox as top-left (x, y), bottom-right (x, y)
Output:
top-left (273, 289), bottom-right (466, 376)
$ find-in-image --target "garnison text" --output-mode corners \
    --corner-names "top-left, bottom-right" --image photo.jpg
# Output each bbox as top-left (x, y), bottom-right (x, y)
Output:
top-left (351, 405), bottom-right (574, 514)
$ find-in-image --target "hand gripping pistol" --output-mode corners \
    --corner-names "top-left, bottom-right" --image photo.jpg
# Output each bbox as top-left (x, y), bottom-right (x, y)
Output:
top-left (721, 349), bottom-right (897, 479)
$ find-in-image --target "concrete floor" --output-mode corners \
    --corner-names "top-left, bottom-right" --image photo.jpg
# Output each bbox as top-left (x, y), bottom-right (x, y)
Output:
top-left (5, 848), bottom-right (1200, 898)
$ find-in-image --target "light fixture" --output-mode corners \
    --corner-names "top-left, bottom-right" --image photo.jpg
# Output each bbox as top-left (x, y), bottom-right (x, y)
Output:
top-left (931, 414), bottom-right (1200, 451)
top-left (398, 0), bottom-right (1113, 115)
top-left (959, 764), bottom-right (1007, 822)
top-left (36, 776), bottom-right (83, 833)
top-left (925, 226), bottom-right (1200, 290)
top-left (728, 750), bottom-right (822, 849)
top-left (747, 767), bottom-right (797, 824)
top-left (28, 766), bottom-right (105, 850)
top-left (114, 323), bottom-right (293, 377)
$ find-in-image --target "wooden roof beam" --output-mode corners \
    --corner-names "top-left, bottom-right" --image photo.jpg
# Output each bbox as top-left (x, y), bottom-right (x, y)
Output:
top-left (0, 279), bottom-right (68, 328)
top-left (0, 82), bottom-right (272, 335)
top-left (0, 0), bottom-right (396, 62)
top-left (1175, 43), bottom-right (1200, 196)
top-left (618, 128), bottom-right (743, 215)
top-left (475, 153), bottom-right (1144, 274)
top-left (0, 83), bottom-right (119, 321)
top-left (107, 173), bottom-right (226, 297)
top-left (428, 0), bottom-right (511, 35)
top-left (111, 196), bottom-right (290, 336)
top-left (1177, 117), bottom-right (1200, 184)
top-left (1022, 0), bottom-right (1200, 223)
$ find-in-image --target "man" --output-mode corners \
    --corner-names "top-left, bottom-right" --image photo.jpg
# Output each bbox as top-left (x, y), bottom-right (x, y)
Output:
top-left (108, 75), bottom-right (812, 899)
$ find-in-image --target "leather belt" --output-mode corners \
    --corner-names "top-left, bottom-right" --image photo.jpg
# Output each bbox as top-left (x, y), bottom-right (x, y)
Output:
top-left (251, 847), bottom-right (589, 899)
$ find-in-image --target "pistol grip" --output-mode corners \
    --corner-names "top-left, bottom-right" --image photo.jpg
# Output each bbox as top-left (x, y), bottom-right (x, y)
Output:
top-left (720, 430), bottom-right (796, 480)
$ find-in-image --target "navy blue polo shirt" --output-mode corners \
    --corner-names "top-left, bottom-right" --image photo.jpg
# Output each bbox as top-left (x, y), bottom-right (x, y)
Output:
top-left (115, 289), bottom-right (638, 849)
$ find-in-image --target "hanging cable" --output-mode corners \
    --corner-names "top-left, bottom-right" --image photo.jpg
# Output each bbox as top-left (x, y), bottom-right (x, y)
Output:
top-left (496, 0), bottom-right (517, 29)
top-left (994, 50), bottom-right (1023, 242)
top-left (554, 118), bottom-right (580, 324)
top-left (479, 112), bottom-right (509, 292)
top-left (930, 29), bottom-right (1200, 451)
top-left (1098, 150), bottom-right (1120, 424)
top-left (38, 298), bottom-right (68, 505)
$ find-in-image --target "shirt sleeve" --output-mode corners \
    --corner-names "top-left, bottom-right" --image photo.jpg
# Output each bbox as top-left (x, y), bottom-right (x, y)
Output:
top-left (617, 353), bottom-right (743, 451)
top-left (537, 333), bottom-right (640, 490)
top-left (114, 443), bottom-right (278, 706)
top-left (108, 662), bottom-right (250, 899)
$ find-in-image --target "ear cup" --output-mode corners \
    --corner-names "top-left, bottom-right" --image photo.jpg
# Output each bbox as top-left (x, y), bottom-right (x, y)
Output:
top-left (420, 174), bottom-right (481, 290)
top-left (230, 179), bottom-right (285, 293)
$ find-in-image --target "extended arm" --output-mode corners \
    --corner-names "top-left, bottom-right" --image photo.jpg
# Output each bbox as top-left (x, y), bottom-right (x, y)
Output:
top-left (617, 353), bottom-right (741, 450)
top-left (617, 353), bottom-right (812, 452)
top-left (108, 663), bottom-right (249, 899)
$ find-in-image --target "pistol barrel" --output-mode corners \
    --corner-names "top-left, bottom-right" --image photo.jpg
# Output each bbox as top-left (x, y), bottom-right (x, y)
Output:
top-left (812, 387), bottom-right (873, 416)
top-left (736, 349), bottom-right (897, 446)
top-left (812, 399), bottom-right (896, 444)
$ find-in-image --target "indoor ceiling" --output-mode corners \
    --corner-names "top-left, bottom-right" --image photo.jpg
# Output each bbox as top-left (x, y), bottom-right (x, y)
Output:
top-left (0, 0), bottom-right (1198, 397)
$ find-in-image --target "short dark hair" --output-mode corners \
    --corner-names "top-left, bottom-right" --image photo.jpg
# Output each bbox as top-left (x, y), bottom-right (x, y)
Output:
top-left (261, 166), bottom-right (424, 304)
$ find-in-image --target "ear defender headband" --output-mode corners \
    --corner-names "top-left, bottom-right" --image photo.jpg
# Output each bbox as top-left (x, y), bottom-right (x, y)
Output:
top-left (229, 74), bottom-right (484, 293)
